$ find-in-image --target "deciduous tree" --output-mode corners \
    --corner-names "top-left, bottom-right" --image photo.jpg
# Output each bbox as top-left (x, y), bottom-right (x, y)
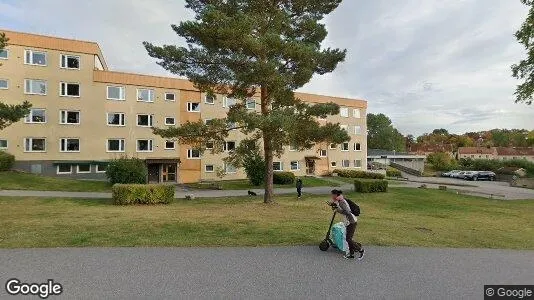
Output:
top-left (512, 0), bottom-right (534, 104)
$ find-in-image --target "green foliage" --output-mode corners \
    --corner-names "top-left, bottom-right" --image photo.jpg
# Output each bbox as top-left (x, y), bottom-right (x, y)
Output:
top-left (386, 167), bottom-right (402, 178)
top-left (226, 139), bottom-right (265, 186)
top-left (112, 184), bottom-right (174, 205)
top-left (273, 172), bottom-right (295, 185)
top-left (0, 151), bottom-right (15, 171)
top-left (427, 152), bottom-right (458, 171)
top-left (367, 113), bottom-right (406, 151)
top-left (0, 32), bottom-right (7, 50)
top-left (0, 101), bottom-right (32, 131)
top-left (512, 0), bottom-right (534, 104)
top-left (106, 157), bottom-right (148, 185)
top-left (459, 158), bottom-right (534, 177)
top-left (333, 169), bottom-right (385, 179)
top-left (354, 179), bottom-right (388, 193)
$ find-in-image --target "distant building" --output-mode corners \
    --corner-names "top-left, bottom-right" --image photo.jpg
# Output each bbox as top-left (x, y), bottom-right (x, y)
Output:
top-left (367, 149), bottom-right (426, 173)
top-left (409, 144), bottom-right (455, 158)
top-left (458, 147), bottom-right (534, 162)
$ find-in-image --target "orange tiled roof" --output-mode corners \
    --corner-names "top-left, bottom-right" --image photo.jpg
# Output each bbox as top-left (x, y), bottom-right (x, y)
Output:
top-left (458, 147), bottom-right (496, 155)
top-left (496, 147), bottom-right (534, 156)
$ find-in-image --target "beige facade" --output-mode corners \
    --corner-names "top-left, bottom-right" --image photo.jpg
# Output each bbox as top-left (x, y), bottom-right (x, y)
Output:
top-left (0, 30), bottom-right (367, 183)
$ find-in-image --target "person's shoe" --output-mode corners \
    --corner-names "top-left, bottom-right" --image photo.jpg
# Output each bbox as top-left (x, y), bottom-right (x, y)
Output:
top-left (344, 253), bottom-right (355, 260)
top-left (357, 249), bottom-right (365, 261)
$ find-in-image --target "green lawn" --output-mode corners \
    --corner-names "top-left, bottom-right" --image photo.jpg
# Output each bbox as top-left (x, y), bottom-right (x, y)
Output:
top-left (0, 171), bottom-right (111, 192)
top-left (186, 176), bottom-right (340, 190)
top-left (329, 176), bottom-right (407, 185)
top-left (1, 188), bottom-right (532, 249)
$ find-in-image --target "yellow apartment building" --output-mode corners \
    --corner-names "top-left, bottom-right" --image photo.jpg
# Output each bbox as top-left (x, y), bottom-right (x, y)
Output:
top-left (0, 30), bottom-right (368, 184)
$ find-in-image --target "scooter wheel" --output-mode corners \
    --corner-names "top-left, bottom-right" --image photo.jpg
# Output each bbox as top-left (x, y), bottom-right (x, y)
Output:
top-left (319, 240), bottom-right (330, 251)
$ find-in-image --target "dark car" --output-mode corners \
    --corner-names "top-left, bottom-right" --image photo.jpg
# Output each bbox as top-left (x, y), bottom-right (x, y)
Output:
top-left (465, 171), bottom-right (496, 181)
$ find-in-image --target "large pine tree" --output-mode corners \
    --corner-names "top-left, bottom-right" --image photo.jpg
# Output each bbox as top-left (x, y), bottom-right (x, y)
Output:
top-left (144, 0), bottom-right (350, 203)
top-left (512, 0), bottom-right (534, 105)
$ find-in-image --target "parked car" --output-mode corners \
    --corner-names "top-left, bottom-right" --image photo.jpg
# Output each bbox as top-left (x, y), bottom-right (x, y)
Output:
top-left (455, 171), bottom-right (467, 179)
top-left (463, 171), bottom-right (479, 181)
top-left (442, 170), bottom-right (461, 177)
top-left (466, 171), bottom-right (496, 181)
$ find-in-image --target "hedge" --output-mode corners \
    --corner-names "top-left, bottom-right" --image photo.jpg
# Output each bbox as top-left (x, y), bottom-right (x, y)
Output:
top-left (112, 184), bottom-right (174, 205)
top-left (273, 171), bottom-right (295, 185)
top-left (106, 157), bottom-right (148, 185)
top-left (333, 169), bottom-right (385, 180)
top-left (354, 179), bottom-right (388, 193)
top-left (386, 167), bottom-right (402, 178)
top-left (0, 151), bottom-right (15, 171)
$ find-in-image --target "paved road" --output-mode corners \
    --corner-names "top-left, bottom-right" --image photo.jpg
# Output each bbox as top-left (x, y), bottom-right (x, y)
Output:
top-left (0, 246), bottom-right (532, 299)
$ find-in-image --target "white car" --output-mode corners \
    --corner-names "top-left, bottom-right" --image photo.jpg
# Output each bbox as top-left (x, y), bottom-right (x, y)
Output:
top-left (442, 170), bottom-right (461, 177)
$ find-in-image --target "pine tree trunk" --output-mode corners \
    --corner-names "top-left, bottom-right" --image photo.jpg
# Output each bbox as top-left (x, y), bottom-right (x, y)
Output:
top-left (260, 85), bottom-right (274, 204)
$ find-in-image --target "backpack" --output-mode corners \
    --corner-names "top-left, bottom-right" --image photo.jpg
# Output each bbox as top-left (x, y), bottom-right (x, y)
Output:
top-left (344, 198), bottom-right (360, 216)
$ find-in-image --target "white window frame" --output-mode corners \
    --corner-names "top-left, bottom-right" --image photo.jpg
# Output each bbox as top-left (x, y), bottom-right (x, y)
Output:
top-left (59, 110), bottom-right (80, 125)
top-left (289, 145), bottom-right (297, 152)
top-left (106, 139), bottom-right (125, 153)
top-left (342, 160), bottom-right (350, 168)
top-left (205, 141), bottom-right (214, 150)
top-left (187, 102), bottom-right (201, 112)
top-left (224, 141), bottom-right (236, 152)
top-left (246, 98), bottom-right (256, 110)
top-left (319, 149), bottom-right (327, 157)
top-left (290, 161), bottom-right (300, 171)
top-left (164, 141), bottom-right (176, 150)
top-left (340, 107), bottom-right (349, 118)
top-left (354, 160), bottom-right (362, 169)
top-left (136, 114), bottom-right (154, 127)
top-left (0, 139), bottom-right (8, 150)
top-left (95, 164), bottom-right (107, 173)
top-left (24, 79), bottom-right (47, 95)
top-left (340, 125), bottom-right (348, 131)
top-left (354, 126), bottom-right (362, 135)
top-left (165, 92), bottom-right (176, 102)
top-left (224, 163), bottom-right (237, 174)
top-left (187, 149), bottom-right (201, 159)
top-left (24, 49), bottom-right (47, 66)
top-left (0, 79), bottom-right (8, 90)
top-left (273, 161), bottom-right (283, 172)
top-left (56, 164), bottom-right (73, 175)
top-left (60, 54), bottom-right (81, 70)
top-left (353, 108), bottom-right (361, 118)
top-left (25, 109), bottom-right (47, 124)
top-left (329, 143), bottom-right (337, 150)
top-left (136, 139), bottom-right (154, 153)
top-left (341, 142), bottom-right (350, 152)
top-left (223, 97), bottom-right (236, 108)
top-left (0, 49), bottom-right (8, 60)
top-left (205, 94), bottom-right (215, 105)
top-left (165, 117), bottom-right (176, 126)
top-left (107, 86), bottom-right (125, 101)
top-left (60, 138), bottom-right (80, 153)
top-left (354, 143), bottom-right (362, 151)
top-left (205, 165), bottom-right (215, 173)
top-left (107, 113), bottom-right (126, 127)
top-left (330, 161), bottom-right (337, 168)
top-left (137, 88), bottom-right (155, 103)
top-left (77, 164), bottom-right (91, 174)
top-left (24, 138), bottom-right (46, 153)
top-left (59, 82), bottom-right (81, 97)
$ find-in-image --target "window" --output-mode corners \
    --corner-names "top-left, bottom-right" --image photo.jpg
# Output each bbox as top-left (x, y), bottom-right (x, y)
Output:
top-left (353, 109), bottom-right (361, 118)
top-left (206, 141), bottom-right (214, 150)
top-left (330, 161), bottom-right (337, 168)
top-left (246, 98), bottom-right (256, 110)
top-left (290, 161), bottom-right (300, 171)
top-left (136, 139), bottom-right (153, 152)
top-left (187, 149), bottom-right (201, 159)
top-left (24, 138), bottom-right (46, 152)
top-left (0, 49), bottom-right (7, 59)
top-left (77, 164), bottom-right (91, 174)
top-left (342, 160), bottom-right (350, 168)
top-left (225, 163), bottom-right (237, 174)
top-left (107, 113), bottom-right (125, 126)
top-left (24, 50), bottom-right (47, 66)
top-left (107, 86), bottom-right (125, 100)
top-left (354, 143), bottom-right (361, 151)
top-left (60, 138), bottom-right (80, 152)
top-left (57, 165), bottom-right (72, 174)
top-left (107, 139), bottom-right (125, 152)
top-left (341, 142), bottom-right (350, 151)
top-left (340, 125), bottom-right (348, 131)
top-left (25, 109), bottom-right (46, 123)
top-left (60, 110), bottom-right (80, 125)
top-left (60, 54), bottom-right (80, 69)
top-left (165, 117), bottom-right (176, 126)
top-left (96, 164), bottom-right (107, 173)
top-left (165, 93), bottom-right (176, 101)
top-left (205, 165), bottom-right (215, 173)
top-left (227, 122), bottom-right (237, 130)
top-left (204, 119), bottom-right (214, 125)
top-left (24, 79), bottom-right (47, 95)
top-left (137, 114), bottom-right (154, 127)
top-left (340, 107), bottom-right (349, 117)
top-left (223, 97), bottom-right (236, 108)
top-left (165, 141), bottom-right (176, 150)
top-left (224, 141), bottom-right (236, 152)
top-left (187, 102), bottom-right (200, 112)
top-left (354, 160), bottom-right (362, 168)
top-left (205, 95), bottom-right (215, 104)
top-left (137, 89), bottom-right (154, 102)
top-left (0, 79), bottom-right (7, 89)
top-left (273, 162), bottom-right (283, 171)
top-left (319, 149), bottom-right (327, 157)
top-left (0, 139), bottom-right (7, 150)
top-left (329, 143), bottom-right (337, 150)
top-left (60, 82), bottom-right (80, 97)
top-left (354, 126), bottom-right (362, 135)
top-left (289, 145), bottom-right (297, 151)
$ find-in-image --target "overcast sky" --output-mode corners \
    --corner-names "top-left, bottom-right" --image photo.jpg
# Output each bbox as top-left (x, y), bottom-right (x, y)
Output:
top-left (1, 0), bottom-right (533, 136)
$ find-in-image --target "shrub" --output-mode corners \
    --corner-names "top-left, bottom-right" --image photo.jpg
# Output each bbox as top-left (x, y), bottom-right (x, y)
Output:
top-left (243, 154), bottom-right (265, 186)
top-left (427, 152), bottom-right (458, 171)
top-left (0, 151), bottom-right (15, 171)
top-left (106, 157), bottom-right (148, 185)
top-left (333, 169), bottom-right (385, 180)
top-left (112, 184), bottom-right (174, 205)
top-left (354, 179), bottom-right (388, 193)
top-left (386, 167), bottom-right (402, 178)
top-left (273, 171), bottom-right (295, 185)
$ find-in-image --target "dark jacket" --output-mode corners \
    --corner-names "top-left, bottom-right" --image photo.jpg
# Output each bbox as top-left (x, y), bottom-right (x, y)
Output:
top-left (296, 180), bottom-right (303, 189)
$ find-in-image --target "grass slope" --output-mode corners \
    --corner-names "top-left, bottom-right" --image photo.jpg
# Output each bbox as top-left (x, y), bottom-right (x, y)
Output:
top-left (0, 172), bottom-right (111, 192)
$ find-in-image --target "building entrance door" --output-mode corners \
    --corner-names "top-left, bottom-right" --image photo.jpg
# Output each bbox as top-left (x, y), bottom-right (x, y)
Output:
top-left (148, 164), bottom-right (160, 183)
